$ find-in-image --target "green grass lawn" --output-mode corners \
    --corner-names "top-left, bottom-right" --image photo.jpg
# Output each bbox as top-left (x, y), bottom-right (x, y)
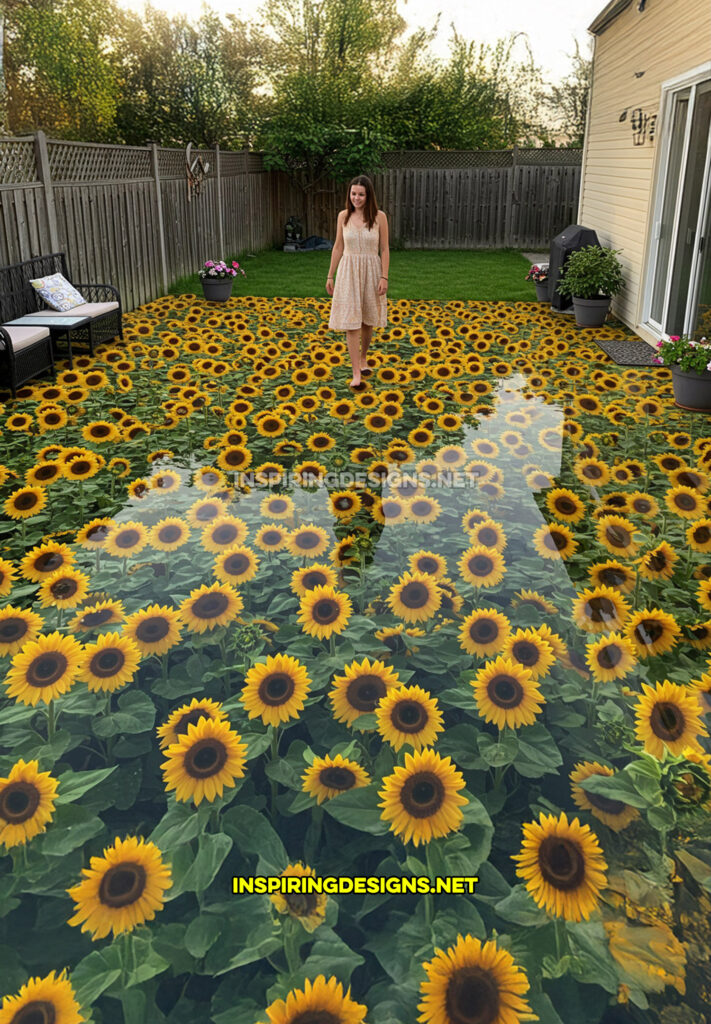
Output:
top-left (170, 247), bottom-right (539, 302)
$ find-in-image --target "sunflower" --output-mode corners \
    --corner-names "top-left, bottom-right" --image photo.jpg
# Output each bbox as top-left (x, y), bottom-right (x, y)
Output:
top-left (687, 517), bottom-right (711, 553)
top-left (637, 541), bottom-right (677, 581)
top-left (0, 606), bottom-right (43, 658)
top-left (458, 608), bottom-right (511, 658)
top-left (68, 599), bottom-right (125, 633)
top-left (418, 934), bottom-right (536, 1024)
top-left (471, 657), bottom-right (544, 729)
top-left (513, 811), bottom-right (607, 922)
top-left (20, 541), bottom-right (75, 582)
top-left (625, 608), bottom-right (680, 659)
top-left (285, 524), bottom-right (330, 558)
top-left (157, 697), bottom-right (228, 749)
top-left (573, 457), bottom-right (610, 487)
top-left (585, 632), bottom-right (637, 684)
top-left (302, 753), bottom-right (371, 804)
top-left (78, 633), bottom-right (141, 694)
top-left (469, 519), bottom-right (507, 552)
top-left (511, 589), bottom-right (559, 615)
top-left (587, 559), bottom-right (636, 594)
top-left (5, 632), bottom-right (83, 707)
top-left (290, 563), bottom-right (338, 597)
top-left (294, 460), bottom-right (328, 485)
top-left (162, 716), bottom-right (247, 804)
top-left (201, 515), bottom-right (249, 553)
top-left (376, 684), bottom-right (444, 751)
top-left (255, 522), bottom-right (289, 552)
top-left (179, 582), bottom-right (243, 634)
top-left (4, 486), bottom-right (47, 520)
top-left (387, 571), bottom-right (442, 624)
top-left (461, 508), bottom-right (491, 532)
top-left (148, 517), bottom-right (190, 551)
top-left (570, 762), bottom-right (639, 832)
top-left (256, 975), bottom-right (367, 1024)
top-left (0, 970), bottom-right (84, 1024)
top-left (123, 604), bottom-right (182, 656)
top-left (546, 487), bottom-right (586, 524)
top-left (210, 545), bottom-right (258, 586)
top-left (306, 431), bottom-right (335, 452)
top-left (67, 834), bottom-right (171, 939)
top-left (104, 521), bottom-right (149, 558)
top-left (62, 453), bottom-right (102, 482)
top-left (572, 585), bottom-right (630, 634)
top-left (216, 445), bottom-right (253, 473)
top-left (38, 567), bottom-right (90, 609)
top-left (298, 585), bottom-right (352, 639)
top-left (186, 497), bottom-right (228, 529)
top-left (532, 522), bottom-right (578, 560)
top-left (241, 654), bottom-right (311, 726)
top-left (0, 758), bottom-right (59, 849)
top-left (502, 628), bottom-right (556, 680)
top-left (26, 460), bottom-right (64, 486)
top-left (634, 680), bottom-right (706, 759)
top-left (595, 515), bottom-right (639, 557)
top-left (407, 550), bottom-right (448, 580)
top-left (665, 485), bottom-right (704, 520)
top-left (270, 863), bottom-right (328, 932)
top-left (457, 546), bottom-right (506, 588)
top-left (378, 748), bottom-right (467, 847)
top-left (330, 658), bottom-right (401, 726)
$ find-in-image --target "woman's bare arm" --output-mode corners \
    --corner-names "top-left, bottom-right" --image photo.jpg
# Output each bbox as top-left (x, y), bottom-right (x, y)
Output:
top-left (327, 211), bottom-right (345, 279)
top-left (378, 211), bottom-right (390, 293)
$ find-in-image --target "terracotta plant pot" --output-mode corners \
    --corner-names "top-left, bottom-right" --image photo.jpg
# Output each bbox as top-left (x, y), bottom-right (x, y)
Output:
top-left (201, 278), bottom-right (233, 302)
top-left (572, 296), bottom-right (611, 327)
top-left (671, 364), bottom-right (711, 411)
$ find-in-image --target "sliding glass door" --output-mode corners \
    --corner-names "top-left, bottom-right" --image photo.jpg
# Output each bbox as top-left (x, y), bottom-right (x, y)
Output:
top-left (646, 77), bottom-right (711, 339)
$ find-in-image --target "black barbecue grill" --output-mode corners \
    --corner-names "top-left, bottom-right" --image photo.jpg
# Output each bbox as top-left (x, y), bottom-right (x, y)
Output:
top-left (548, 225), bottom-right (600, 311)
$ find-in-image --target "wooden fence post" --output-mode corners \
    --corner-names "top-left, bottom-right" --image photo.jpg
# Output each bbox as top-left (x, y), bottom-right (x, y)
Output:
top-left (244, 150), bottom-right (254, 252)
top-left (503, 144), bottom-right (519, 248)
top-left (215, 144), bottom-right (224, 256)
top-left (149, 143), bottom-right (169, 296)
top-left (33, 130), bottom-right (59, 253)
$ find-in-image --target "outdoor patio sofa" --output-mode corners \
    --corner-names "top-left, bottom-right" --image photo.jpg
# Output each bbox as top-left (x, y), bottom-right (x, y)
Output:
top-left (0, 252), bottom-right (122, 396)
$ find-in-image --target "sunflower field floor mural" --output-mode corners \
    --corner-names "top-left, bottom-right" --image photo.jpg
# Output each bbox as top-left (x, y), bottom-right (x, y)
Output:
top-left (1, 295), bottom-right (710, 1024)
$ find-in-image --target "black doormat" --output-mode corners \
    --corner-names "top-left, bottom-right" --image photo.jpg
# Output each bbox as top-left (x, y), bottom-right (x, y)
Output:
top-left (594, 338), bottom-right (661, 366)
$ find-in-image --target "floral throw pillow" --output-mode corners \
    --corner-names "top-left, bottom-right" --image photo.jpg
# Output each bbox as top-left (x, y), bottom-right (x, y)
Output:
top-left (29, 273), bottom-right (85, 312)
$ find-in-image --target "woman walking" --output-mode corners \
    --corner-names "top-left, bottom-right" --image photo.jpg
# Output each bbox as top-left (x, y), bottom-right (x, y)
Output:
top-left (326, 175), bottom-right (389, 388)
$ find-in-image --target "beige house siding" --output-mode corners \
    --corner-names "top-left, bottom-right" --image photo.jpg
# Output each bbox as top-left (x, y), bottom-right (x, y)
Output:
top-left (578, 0), bottom-right (711, 344)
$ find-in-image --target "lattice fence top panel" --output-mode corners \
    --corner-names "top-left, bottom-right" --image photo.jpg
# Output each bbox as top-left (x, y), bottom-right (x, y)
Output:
top-left (0, 140), bottom-right (38, 185)
top-left (379, 149), bottom-right (582, 169)
top-left (219, 151), bottom-right (249, 176)
top-left (158, 147), bottom-right (216, 180)
top-left (48, 141), bottom-right (152, 181)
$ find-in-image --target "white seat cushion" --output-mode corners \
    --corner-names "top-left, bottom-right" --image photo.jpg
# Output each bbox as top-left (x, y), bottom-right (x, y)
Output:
top-left (28, 301), bottom-right (119, 318)
top-left (1, 325), bottom-right (51, 352)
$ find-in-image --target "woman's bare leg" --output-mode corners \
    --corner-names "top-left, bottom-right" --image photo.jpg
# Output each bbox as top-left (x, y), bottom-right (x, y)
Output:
top-left (360, 323), bottom-right (373, 370)
top-left (346, 329), bottom-right (361, 386)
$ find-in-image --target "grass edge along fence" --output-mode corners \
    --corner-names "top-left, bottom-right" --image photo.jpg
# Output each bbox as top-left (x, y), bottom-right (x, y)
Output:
top-left (0, 135), bottom-right (581, 312)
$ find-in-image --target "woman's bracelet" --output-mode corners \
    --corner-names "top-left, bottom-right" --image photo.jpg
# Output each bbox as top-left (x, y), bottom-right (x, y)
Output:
top-left (327, 277), bottom-right (333, 281)
top-left (381, 276), bottom-right (388, 280)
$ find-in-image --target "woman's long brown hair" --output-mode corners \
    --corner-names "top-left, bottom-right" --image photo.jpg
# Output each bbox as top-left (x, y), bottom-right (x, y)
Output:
top-left (344, 175), bottom-right (379, 230)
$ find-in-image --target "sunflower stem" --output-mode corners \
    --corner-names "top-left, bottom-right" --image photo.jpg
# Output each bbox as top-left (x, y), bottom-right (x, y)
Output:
top-left (587, 681), bottom-right (599, 729)
top-left (553, 917), bottom-right (568, 961)
top-left (270, 726), bottom-right (280, 820)
top-left (423, 842), bottom-right (436, 930)
top-left (46, 701), bottom-right (56, 743)
top-left (95, 547), bottom-right (101, 574)
top-left (329, 632), bottom-right (336, 658)
top-left (282, 917), bottom-right (301, 977)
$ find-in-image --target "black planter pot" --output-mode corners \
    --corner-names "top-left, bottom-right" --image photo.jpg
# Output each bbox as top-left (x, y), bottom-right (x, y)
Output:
top-left (572, 296), bottom-right (611, 327)
top-left (671, 364), bottom-right (711, 411)
top-left (534, 281), bottom-right (550, 301)
top-left (201, 277), bottom-right (233, 302)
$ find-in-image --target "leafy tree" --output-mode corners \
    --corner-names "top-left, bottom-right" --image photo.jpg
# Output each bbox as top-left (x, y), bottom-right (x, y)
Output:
top-left (540, 39), bottom-right (592, 147)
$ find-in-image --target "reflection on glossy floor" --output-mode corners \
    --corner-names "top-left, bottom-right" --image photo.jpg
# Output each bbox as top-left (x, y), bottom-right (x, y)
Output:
top-left (0, 296), bottom-right (709, 1024)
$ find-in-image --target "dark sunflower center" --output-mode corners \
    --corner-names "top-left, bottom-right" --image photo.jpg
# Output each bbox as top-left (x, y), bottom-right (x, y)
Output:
top-left (295, 531), bottom-right (319, 549)
top-left (511, 640), bottom-right (539, 666)
top-left (159, 525), bottom-right (182, 543)
top-left (258, 672), bottom-right (295, 706)
top-left (634, 620), bottom-right (664, 645)
top-left (225, 450), bottom-right (246, 466)
top-left (598, 567), bottom-right (627, 587)
top-left (90, 649), bottom-right (125, 678)
top-left (582, 464), bottom-right (602, 479)
top-left (302, 571), bottom-right (327, 589)
top-left (86, 523), bottom-right (109, 541)
top-left (184, 738), bottom-right (228, 778)
top-left (202, 471), bottom-right (221, 485)
top-left (70, 461), bottom-right (91, 475)
top-left (35, 552), bottom-right (64, 577)
top-left (115, 529), bottom-right (140, 549)
top-left (0, 617), bottom-right (29, 644)
top-left (135, 616), bottom-right (170, 642)
top-left (650, 701), bottom-right (684, 741)
top-left (605, 525), bottom-right (631, 548)
top-left (319, 766), bottom-right (356, 791)
top-left (477, 527), bottom-right (498, 547)
top-left (596, 644), bottom-right (622, 669)
top-left (548, 530), bottom-right (568, 551)
top-left (674, 493), bottom-right (697, 511)
top-left (312, 599), bottom-right (339, 624)
top-left (442, 450), bottom-right (459, 463)
top-left (82, 608), bottom-right (114, 626)
top-left (585, 596), bottom-right (617, 623)
top-left (224, 553), bottom-right (249, 575)
top-left (487, 674), bottom-right (524, 708)
top-left (647, 550), bottom-right (668, 572)
top-left (313, 436), bottom-right (329, 448)
top-left (391, 450), bottom-right (410, 463)
top-left (693, 526), bottom-right (711, 544)
top-left (196, 504), bottom-right (219, 521)
top-left (392, 699), bottom-right (427, 733)
top-left (400, 582), bottom-right (430, 609)
top-left (191, 593), bottom-right (229, 619)
top-left (99, 862), bottom-right (147, 907)
top-left (334, 496), bottom-right (353, 511)
top-left (0, 781), bottom-right (40, 823)
top-left (50, 578), bottom-right (78, 599)
top-left (445, 965), bottom-right (501, 1024)
top-left (400, 771), bottom-right (445, 818)
top-left (470, 618), bottom-right (498, 643)
top-left (346, 675), bottom-right (387, 711)
top-left (676, 472), bottom-right (699, 488)
top-left (9, 1000), bottom-right (56, 1024)
top-left (468, 555), bottom-right (493, 577)
top-left (176, 709), bottom-right (210, 735)
top-left (262, 530), bottom-right (283, 545)
top-left (27, 652), bottom-right (67, 688)
top-left (538, 836), bottom-right (585, 891)
top-left (587, 790), bottom-right (626, 815)
top-left (14, 493), bottom-right (39, 510)
top-left (285, 891), bottom-right (319, 916)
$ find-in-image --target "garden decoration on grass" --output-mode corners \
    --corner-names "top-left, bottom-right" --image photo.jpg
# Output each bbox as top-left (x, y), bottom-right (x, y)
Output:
top-left (655, 334), bottom-right (711, 411)
top-left (198, 259), bottom-right (246, 302)
top-left (0, 294), bottom-right (710, 1024)
top-left (557, 245), bottom-right (625, 327)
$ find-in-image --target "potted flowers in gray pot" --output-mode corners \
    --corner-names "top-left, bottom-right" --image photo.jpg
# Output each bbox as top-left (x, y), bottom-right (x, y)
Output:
top-left (526, 263), bottom-right (550, 302)
top-left (199, 259), bottom-right (246, 302)
top-left (655, 334), bottom-right (711, 411)
top-left (557, 245), bottom-right (624, 327)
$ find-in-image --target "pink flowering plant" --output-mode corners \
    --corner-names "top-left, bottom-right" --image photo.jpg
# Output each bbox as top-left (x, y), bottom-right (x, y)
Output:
top-left (198, 259), bottom-right (246, 280)
top-left (655, 334), bottom-right (711, 373)
top-left (525, 263), bottom-right (548, 283)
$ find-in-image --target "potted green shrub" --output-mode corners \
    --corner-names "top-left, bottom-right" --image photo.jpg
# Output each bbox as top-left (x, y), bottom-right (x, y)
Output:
top-left (557, 245), bottom-right (624, 327)
top-left (199, 259), bottom-right (246, 302)
top-left (655, 334), bottom-right (711, 411)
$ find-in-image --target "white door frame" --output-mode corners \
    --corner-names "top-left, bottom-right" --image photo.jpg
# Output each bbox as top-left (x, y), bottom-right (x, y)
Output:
top-left (641, 61), bottom-right (711, 338)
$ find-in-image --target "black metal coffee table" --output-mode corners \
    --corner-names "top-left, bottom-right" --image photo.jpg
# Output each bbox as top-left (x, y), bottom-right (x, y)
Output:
top-left (2, 314), bottom-right (92, 369)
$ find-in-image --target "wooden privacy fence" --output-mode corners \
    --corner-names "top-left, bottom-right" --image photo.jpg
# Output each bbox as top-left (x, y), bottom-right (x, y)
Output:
top-left (274, 148), bottom-right (582, 250)
top-left (0, 135), bottom-right (582, 311)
